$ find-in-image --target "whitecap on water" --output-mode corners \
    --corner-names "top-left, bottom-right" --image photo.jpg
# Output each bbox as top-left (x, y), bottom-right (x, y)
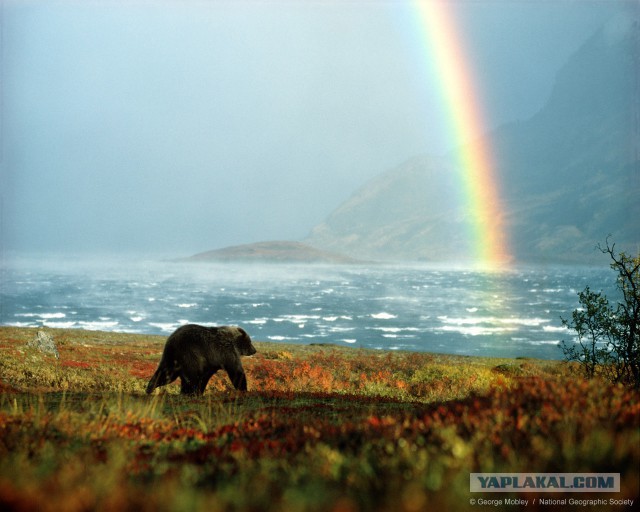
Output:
top-left (328, 326), bottom-right (355, 333)
top-left (17, 312), bottom-right (67, 319)
top-left (375, 327), bottom-right (402, 333)
top-left (371, 312), bottom-right (397, 320)
top-left (149, 322), bottom-right (179, 332)
top-left (437, 315), bottom-right (550, 327)
top-left (8, 322), bottom-right (35, 328)
top-left (542, 325), bottom-right (568, 333)
top-left (43, 321), bottom-right (77, 329)
top-left (78, 320), bottom-right (119, 331)
top-left (277, 314), bottom-right (320, 324)
top-left (374, 326), bottom-right (420, 333)
top-left (247, 318), bottom-right (268, 325)
top-left (437, 325), bottom-right (517, 336)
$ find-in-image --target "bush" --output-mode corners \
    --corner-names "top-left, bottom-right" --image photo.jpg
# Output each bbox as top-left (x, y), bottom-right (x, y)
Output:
top-left (560, 238), bottom-right (640, 388)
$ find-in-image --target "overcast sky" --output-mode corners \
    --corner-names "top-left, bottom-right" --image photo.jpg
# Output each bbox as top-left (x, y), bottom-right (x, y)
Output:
top-left (0, 0), bottom-right (633, 257)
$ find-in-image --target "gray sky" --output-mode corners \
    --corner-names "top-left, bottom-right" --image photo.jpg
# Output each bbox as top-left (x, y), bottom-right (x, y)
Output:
top-left (0, 0), bottom-right (633, 257)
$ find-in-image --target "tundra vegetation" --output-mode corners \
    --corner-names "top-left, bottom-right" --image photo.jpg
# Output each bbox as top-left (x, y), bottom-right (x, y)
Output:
top-left (1, 326), bottom-right (638, 511)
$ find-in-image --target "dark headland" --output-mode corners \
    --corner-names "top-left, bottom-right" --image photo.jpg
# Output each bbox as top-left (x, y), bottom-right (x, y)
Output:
top-left (185, 240), bottom-right (362, 264)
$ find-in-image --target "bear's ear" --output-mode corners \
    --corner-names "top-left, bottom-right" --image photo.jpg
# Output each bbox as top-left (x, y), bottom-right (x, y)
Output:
top-left (237, 327), bottom-right (248, 337)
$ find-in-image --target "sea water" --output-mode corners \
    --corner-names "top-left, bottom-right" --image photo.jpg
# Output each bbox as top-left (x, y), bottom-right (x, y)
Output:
top-left (0, 256), bottom-right (614, 359)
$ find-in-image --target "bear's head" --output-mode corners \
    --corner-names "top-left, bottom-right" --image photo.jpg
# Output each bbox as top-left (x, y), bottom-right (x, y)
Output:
top-left (225, 326), bottom-right (257, 356)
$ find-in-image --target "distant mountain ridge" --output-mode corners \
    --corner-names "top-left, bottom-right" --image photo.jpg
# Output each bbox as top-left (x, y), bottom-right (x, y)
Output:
top-left (306, 17), bottom-right (639, 264)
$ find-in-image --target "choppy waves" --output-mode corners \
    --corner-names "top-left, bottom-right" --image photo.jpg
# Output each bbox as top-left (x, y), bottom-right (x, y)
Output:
top-left (0, 258), bottom-right (612, 359)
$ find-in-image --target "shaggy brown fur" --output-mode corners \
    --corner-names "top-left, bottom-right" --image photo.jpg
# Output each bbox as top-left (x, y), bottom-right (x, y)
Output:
top-left (146, 324), bottom-right (257, 395)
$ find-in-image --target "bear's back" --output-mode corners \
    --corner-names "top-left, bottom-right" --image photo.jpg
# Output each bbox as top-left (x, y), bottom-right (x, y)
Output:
top-left (166, 324), bottom-right (239, 351)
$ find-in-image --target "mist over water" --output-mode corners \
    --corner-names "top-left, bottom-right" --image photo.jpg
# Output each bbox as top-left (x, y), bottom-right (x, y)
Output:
top-left (2, 1), bottom-right (627, 255)
top-left (0, 257), bottom-right (614, 360)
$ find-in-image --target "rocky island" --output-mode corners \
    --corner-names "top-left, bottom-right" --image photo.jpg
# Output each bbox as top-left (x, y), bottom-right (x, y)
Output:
top-left (185, 240), bottom-right (361, 264)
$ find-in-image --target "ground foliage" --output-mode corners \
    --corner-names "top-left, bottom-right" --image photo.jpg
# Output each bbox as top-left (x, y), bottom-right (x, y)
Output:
top-left (0, 326), bottom-right (638, 511)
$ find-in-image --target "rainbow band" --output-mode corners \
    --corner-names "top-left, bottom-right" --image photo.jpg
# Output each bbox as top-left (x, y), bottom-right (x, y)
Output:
top-left (413, 1), bottom-right (511, 266)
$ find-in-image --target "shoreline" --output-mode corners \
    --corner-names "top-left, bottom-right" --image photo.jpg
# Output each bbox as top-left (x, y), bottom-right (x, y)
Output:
top-left (0, 324), bottom-right (565, 365)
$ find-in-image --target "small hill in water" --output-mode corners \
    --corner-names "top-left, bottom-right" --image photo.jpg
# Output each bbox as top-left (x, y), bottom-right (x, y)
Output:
top-left (186, 241), bottom-right (360, 264)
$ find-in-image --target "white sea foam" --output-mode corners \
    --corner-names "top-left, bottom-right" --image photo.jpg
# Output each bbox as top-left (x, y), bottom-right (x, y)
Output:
top-left (328, 326), bottom-right (355, 333)
top-left (247, 318), bottom-right (268, 325)
top-left (437, 325), bottom-right (517, 336)
top-left (374, 326), bottom-right (420, 333)
top-left (177, 303), bottom-right (197, 308)
top-left (371, 312), bottom-right (397, 320)
top-left (149, 322), bottom-right (179, 332)
top-left (44, 312), bottom-right (67, 319)
top-left (437, 315), bottom-right (550, 327)
top-left (542, 325), bottom-right (568, 333)
top-left (278, 315), bottom-right (321, 324)
top-left (16, 312), bottom-right (66, 319)
top-left (43, 321), bottom-right (77, 329)
top-left (78, 320), bottom-right (119, 331)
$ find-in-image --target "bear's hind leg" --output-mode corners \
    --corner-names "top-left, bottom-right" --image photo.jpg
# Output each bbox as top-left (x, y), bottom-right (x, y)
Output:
top-left (197, 375), bottom-right (212, 395)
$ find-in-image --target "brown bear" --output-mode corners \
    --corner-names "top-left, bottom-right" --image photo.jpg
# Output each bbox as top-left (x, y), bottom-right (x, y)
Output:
top-left (146, 324), bottom-right (257, 395)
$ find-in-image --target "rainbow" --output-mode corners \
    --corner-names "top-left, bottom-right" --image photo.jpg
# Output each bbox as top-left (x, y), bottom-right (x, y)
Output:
top-left (412, 1), bottom-right (512, 267)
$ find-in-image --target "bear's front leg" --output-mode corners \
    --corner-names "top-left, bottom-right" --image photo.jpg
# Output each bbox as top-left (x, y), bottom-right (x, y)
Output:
top-left (225, 365), bottom-right (248, 391)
